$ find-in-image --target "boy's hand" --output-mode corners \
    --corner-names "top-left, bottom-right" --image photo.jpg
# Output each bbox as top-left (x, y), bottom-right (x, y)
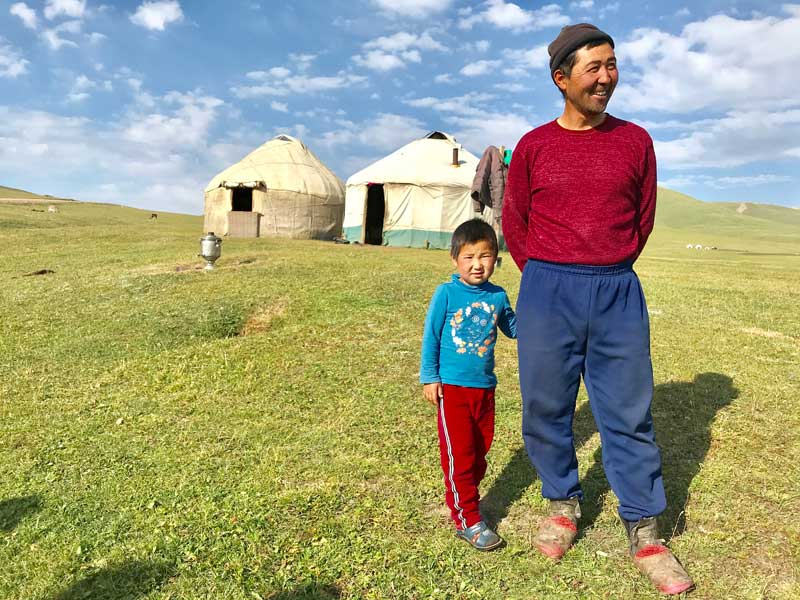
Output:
top-left (423, 383), bottom-right (443, 405)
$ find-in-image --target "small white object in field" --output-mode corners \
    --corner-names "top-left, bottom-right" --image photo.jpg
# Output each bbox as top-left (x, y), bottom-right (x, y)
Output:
top-left (116, 417), bottom-right (124, 425)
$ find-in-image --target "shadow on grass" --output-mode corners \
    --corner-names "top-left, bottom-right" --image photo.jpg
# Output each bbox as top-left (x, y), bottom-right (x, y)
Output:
top-left (49, 560), bottom-right (175, 600)
top-left (580, 372), bottom-right (738, 540)
top-left (266, 584), bottom-right (342, 599)
top-left (0, 494), bottom-right (42, 532)
top-left (483, 372), bottom-right (737, 542)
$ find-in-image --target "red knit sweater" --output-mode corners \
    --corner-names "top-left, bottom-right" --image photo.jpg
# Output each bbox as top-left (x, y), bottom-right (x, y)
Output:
top-left (502, 115), bottom-right (657, 270)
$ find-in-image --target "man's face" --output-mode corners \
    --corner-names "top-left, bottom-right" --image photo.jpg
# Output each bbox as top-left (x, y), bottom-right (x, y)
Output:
top-left (557, 43), bottom-right (618, 117)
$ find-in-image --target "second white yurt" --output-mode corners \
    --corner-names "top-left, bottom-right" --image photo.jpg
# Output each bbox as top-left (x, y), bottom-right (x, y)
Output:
top-left (343, 132), bottom-right (494, 248)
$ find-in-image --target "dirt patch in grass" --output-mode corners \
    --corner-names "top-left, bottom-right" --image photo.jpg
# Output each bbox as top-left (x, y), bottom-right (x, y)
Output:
top-left (240, 298), bottom-right (288, 336)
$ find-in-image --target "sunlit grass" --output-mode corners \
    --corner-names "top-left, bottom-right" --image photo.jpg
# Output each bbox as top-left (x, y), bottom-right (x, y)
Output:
top-left (1, 200), bottom-right (798, 599)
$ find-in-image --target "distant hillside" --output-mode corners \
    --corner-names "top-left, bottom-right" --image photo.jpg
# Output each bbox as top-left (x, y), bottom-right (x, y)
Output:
top-left (655, 187), bottom-right (800, 245)
top-left (0, 185), bottom-right (66, 200)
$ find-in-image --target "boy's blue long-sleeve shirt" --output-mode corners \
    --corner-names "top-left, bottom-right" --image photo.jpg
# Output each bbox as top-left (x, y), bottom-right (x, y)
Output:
top-left (420, 274), bottom-right (517, 388)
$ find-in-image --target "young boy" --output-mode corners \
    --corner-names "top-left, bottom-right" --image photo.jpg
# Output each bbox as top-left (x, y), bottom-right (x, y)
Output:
top-left (420, 218), bottom-right (517, 551)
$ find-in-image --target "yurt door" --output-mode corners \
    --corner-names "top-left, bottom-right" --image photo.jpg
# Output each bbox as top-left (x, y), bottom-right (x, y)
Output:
top-left (364, 184), bottom-right (385, 245)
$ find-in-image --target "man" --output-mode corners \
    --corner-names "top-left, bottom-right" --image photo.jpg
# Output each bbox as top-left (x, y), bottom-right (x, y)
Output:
top-left (502, 24), bottom-right (693, 595)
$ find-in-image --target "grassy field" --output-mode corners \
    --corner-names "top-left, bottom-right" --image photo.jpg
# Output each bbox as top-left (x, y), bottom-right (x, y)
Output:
top-left (1, 194), bottom-right (798, 599)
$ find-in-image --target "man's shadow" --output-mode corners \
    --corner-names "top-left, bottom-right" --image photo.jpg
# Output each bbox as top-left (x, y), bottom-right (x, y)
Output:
top-left (48, 560), bottom-right (175, 600)
top-left (0, 495), bottom-right (42, 532)
top-left (267, 584), bottom-right (342, 599)
top-left (483, 372), bottom-right (737, 541)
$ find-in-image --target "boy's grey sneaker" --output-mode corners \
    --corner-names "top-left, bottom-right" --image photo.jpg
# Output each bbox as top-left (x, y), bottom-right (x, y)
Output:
top-left (533, 497), bottom-right (580, 560)
top-left (456, 521), bottom-right (504, 551)
top-left (623, 516), bottom-right (695, 595)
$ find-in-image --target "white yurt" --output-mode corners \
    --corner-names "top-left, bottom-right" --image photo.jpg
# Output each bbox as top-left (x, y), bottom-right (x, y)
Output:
top-left (203, 135), bottom-right (345, 239)
top-left (343, 132), bottom-right (494, 248)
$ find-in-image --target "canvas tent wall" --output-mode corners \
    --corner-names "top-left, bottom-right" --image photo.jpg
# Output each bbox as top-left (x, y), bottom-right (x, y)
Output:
top-left (343, 132), bottom-right (494, 248)
top-left (204, 135), bottom-right (345, 239)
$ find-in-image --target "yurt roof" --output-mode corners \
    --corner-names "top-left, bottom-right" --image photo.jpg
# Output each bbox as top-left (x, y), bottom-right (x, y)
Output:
top-left (346, 131), bottom-right (479, 188)
top-left (204, 135), bottom-right (344, 198)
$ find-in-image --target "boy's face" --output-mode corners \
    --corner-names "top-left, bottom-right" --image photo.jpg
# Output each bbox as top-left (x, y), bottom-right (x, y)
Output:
top-left (452, 240), bottom-right (496, 286)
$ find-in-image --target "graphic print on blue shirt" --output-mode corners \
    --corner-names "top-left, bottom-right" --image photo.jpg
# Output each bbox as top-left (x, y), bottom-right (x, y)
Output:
top-left (451, 301), bottom-right (499, 358)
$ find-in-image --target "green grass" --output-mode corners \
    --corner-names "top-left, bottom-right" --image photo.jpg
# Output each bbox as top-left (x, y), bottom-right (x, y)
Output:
top-left (1, 197), bottom-right (799, 599)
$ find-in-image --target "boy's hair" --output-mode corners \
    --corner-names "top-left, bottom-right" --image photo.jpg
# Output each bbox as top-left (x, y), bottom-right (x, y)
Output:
top-left (450, 218), bottom-right (498, 259)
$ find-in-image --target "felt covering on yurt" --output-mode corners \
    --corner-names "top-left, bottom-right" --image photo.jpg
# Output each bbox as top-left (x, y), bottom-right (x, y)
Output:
top-left (203, 135), bottom-right (345, 239)
top-left (343, 132), bottom-right (495, 248)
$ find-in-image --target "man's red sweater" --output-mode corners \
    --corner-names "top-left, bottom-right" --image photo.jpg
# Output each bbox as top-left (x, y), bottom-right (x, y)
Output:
top-left (502, 115), bottom-right (657, 270)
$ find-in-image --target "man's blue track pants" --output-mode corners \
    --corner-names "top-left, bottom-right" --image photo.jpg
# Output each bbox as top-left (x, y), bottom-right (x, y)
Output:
top-left (517, 259), bottom-right (666, 522)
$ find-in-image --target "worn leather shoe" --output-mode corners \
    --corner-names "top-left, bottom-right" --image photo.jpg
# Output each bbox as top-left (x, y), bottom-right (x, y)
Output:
top-left (624, 516), bottom-right (695, 595)
top-left (533, 497), bottom-right (581, 560)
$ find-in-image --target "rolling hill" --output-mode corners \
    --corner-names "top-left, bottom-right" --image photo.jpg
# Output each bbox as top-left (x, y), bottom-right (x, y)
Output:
top-left (0, 184), bottom-right (67, 200)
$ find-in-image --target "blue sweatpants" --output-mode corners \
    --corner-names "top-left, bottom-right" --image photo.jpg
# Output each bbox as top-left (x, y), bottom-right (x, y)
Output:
top-left (517, 259), bottom-right (666, 522)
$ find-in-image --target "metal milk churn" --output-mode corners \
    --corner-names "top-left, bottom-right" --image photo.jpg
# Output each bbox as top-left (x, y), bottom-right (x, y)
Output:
top-left (199, 232), bottom-right (222, 270)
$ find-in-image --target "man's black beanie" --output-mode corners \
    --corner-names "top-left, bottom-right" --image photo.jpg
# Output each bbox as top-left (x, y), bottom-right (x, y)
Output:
top-left (548, 23), bottom-right (614, 79)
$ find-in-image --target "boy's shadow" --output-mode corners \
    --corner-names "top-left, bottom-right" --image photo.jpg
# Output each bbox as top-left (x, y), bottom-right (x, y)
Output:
top-left (483, 372), bottom-right (737, 541)
top-left (0, 495), bottom-right (42, 532)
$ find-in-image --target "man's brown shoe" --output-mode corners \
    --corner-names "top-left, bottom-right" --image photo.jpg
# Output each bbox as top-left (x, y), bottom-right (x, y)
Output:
top-left (624, 517), bottom-right (695, 595)
top-left (533, 497), bottom-right (580, 560)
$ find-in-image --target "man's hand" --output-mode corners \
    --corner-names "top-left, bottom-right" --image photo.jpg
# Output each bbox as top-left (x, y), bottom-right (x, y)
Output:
top-left (423, 382), bottom-right (443, 405)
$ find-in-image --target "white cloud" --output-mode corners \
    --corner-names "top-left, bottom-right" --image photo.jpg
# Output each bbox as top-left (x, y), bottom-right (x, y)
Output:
top-left (447, 111), bottom-right (532, 152)
top-left (10, 3), bottom-right (38, 30)
top-left (401, 91), bottom-right (533, 151)
top-left (459, 0), bottom-right (568, 33)
top-left (0, 39), bottom-right (28, 78)
top-left (42, 20), bottom-right (82, 50)
top-left (372, 0), bottom-right (454, 18)
top-left (615, 7), bottom-right (800, 113)
top-left (234, 70), bottom-right (367, 98)
top-left (675, 7), bottom-right (690, 18)
top-left (502, 44), bottom-right (549, 71)
top-left (659, 173), bottom-right (792, 189)
top-left (316, 113), bottom-right (428, 153)
top-left (44, 0), bottom-right (86, 20)
top-left (269, 66), bottom-right (291, 78)
top-left (130, 1), bottom-right (183, 31)
top-left (571, 0), bottom-right (593, 9)
top-left (460, 60), bottom-right (501, 77)
top-left (123, 91), bottom-right (223, 148)
top-left (270, 101), bottom-right (288, 113)
top-left (86, 32), bottom-right (106, 43)
top-left (66, 74), bottom-right (113, 102)
top-left (475, 40), bottom-right (491, 53)
top-left (354, 31), bottom-right (445, 71)
top-left (289, 52), bottom-right (316, 71)
top-left (364, 31), bottom-right (444, 52)
top-left (653, 110), bottom-right (800, 169)
top-left (434, 73), bottom-right (457, 84)
top-left (353, 50), bottom-right (405, 71)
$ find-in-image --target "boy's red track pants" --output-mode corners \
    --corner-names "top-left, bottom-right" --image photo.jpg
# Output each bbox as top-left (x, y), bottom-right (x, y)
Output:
top-left (438, 384), bottom-right (495, 530)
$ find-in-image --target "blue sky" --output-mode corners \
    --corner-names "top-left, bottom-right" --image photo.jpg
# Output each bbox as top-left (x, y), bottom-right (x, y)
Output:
top-left (1, 0), bottom-right (799, 214)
